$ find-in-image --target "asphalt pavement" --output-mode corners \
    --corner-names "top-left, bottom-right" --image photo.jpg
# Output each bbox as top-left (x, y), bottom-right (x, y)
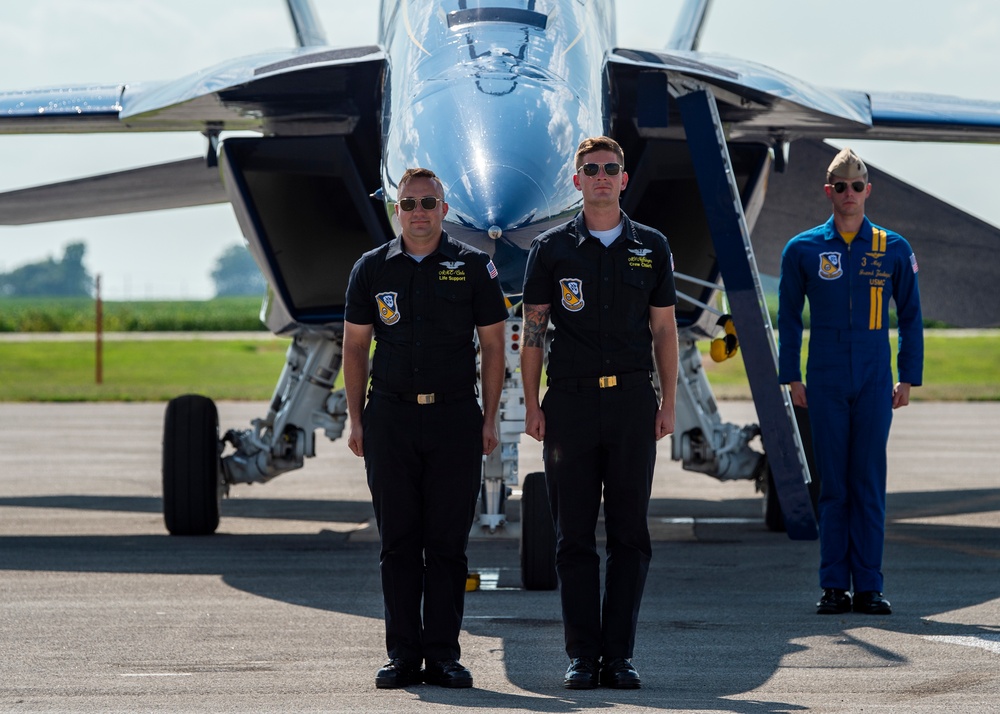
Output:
top-left (0, 400), bottom-right (997, 713)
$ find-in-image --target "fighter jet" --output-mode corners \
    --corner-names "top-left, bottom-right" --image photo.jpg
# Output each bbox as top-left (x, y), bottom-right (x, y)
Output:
top-left (3, 0), bottom-right (999, 589)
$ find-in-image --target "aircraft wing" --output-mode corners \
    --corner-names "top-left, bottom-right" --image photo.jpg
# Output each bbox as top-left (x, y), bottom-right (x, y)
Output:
top-left (0, 45), bottom-right (385, 224)
top-left (608, 49), bottom-right (1000, 143)
top-left (608, 40), bottom-right (1000, 540)
top-left (0, 158), bottom-right (226, 225)
top-left (0, 44), bottom-right (384, 135)
top-left (865, 91), bottom-right (1000, 142)
top-left (119, 45), bottom-right (384, 133)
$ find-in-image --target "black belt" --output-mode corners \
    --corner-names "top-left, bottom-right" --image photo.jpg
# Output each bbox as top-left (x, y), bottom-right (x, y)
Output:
top-left (547, 371), bottom-right (651, 391)
top-left (369, 387), bottom-right (477, 405)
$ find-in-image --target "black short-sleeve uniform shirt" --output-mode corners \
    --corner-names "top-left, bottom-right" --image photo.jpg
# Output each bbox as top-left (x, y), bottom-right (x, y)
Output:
top-left (522, 212), bottom-right (676, 380)
top-left (345, 232), bottom-right (509, 393)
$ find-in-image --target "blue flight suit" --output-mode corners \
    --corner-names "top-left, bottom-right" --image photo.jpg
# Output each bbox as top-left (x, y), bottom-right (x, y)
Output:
top-left (778, 215), bottom-right (923, 593)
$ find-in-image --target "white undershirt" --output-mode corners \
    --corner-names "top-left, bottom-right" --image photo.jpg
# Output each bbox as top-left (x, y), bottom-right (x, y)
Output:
top-left (590, 221), bottom-right (624, 247)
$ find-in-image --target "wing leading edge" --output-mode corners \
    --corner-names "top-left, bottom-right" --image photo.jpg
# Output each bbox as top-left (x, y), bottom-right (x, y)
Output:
top-left (0, 44), bottom-right (386, 223)
top-left (0, 158), bottom-right (226, 225)
top-left (608, 48), bottom-right (1000, 144)
top-left (0, 45), bottom-right (384, 135)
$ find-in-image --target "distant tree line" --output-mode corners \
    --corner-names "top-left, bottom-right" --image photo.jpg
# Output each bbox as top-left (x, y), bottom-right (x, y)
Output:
top-left (1, 242), bottom-right (265, 298)
top-left (0, 242), bottom-right (92, 297)
top-left (211, 244), bottom-right (267, 297)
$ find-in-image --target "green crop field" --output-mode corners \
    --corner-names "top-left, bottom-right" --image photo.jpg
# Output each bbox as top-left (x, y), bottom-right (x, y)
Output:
top-left (0, 296), bottom-right (265, 333)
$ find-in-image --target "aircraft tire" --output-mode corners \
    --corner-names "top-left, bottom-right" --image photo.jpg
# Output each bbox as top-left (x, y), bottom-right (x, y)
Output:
top-left (762, 461), bottom-right (785, 532)
top-left (162, 394), bottom-right (222, 536)
top-left (763, 404), bottom-right (824, 532)
top-left (762, 461), bottom-right (821, 533)
top-left (519, 471), bottom-right (557, 591)
top-left (794, 405), bottom-right (822, 518)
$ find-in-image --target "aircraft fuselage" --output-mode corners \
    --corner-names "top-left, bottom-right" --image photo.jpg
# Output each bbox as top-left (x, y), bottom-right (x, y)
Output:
top-left (378, 0), bottom-right (617, 294)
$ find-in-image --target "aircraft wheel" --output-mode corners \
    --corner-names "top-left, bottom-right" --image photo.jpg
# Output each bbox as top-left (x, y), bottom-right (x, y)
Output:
top-left (762, 404), bottom-right (824, 532)
top-left (162, 394), bottom-right (222, 536)
top-left (762, 460), bottom-right (821, 532)
top-left (794, 405), bottom-right (822, 517)
top-left (520, 471), bottom-right (557, 591)
top-left (761, 459), bottom-right (786, 533)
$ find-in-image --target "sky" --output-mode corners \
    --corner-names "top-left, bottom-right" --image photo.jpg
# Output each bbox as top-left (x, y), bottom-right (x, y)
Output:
top-left (1, 0), bottom-right (998, 300)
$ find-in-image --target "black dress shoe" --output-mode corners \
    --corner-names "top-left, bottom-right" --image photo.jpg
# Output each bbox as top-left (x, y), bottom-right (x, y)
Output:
top-left (600, 658), bottom-right (641, 689)
top-left (424, 659), bottom-right (473, 688)
top-left (563, 657), bottom-right (599, 689)
top-left (816, 588), bottom-right (852, 614)
top-left (375, 658), bottom-right (422, 689)
top-left (853, 591), bottom-right (892, 615)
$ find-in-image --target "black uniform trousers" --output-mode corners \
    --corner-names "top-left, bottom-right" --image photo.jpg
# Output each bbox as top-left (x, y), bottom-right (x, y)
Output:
top-left (541, 381), bottom-right (658, 659)
top-left (362, 393), bottom-right (483, 663)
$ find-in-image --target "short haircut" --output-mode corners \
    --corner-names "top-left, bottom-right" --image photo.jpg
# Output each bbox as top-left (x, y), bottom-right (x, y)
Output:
top-left (398, 167), bottom-right (445, 197)
top-left (575, 136), bottom-right (625, 170)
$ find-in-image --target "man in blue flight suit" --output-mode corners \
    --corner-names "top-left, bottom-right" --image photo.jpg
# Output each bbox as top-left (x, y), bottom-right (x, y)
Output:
top-left (521, 136), bottom-right (679, 689)
top-left (778, 147), bottom-right (923, 616)
top-left (343, 167), bottom-right (509, 688)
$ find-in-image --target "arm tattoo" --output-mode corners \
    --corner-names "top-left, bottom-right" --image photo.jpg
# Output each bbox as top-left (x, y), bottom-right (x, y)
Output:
top-left (522, 304), bottom-right (550, 348)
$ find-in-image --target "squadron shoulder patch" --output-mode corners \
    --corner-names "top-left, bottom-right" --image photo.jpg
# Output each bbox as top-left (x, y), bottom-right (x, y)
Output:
top-left (376, 291), bottom-right (401, 325)
top-left (560, 278), bottom-right (585, 312)
top-left (819, 252), bottom-right (843, 280)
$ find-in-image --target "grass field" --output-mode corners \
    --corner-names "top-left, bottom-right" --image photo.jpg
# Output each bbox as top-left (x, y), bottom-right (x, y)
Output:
top-left (0, 331), bottom-right (996, 402)
top-left (700, 331), bottom-right (1000, 401)
top-left (0, 338), bottom-right (289, 401)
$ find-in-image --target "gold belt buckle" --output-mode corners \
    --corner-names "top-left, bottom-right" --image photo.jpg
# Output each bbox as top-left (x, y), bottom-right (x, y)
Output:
top-left (416, 393), bottom-right (436, 405)
top-left (598, 375), bottom-right (617, 388)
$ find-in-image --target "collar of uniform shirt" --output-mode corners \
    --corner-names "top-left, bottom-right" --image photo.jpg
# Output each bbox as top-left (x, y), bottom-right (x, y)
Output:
top-left (572, 212), bottom-right (642, 248)
top-left (385, 231), bottom-right (461, 261)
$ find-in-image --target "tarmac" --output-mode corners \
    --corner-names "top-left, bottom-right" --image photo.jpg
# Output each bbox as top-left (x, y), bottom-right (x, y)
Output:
top-left (0, 400), bottom-right (997, 713)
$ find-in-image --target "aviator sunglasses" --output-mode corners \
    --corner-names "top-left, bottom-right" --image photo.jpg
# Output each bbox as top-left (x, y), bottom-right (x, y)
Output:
top-left (398, 196), bottom-right (442, 211)
top-left (830, 180), bottom-right (867, 194)
top-left (578, 162), bottom-right (623, 177)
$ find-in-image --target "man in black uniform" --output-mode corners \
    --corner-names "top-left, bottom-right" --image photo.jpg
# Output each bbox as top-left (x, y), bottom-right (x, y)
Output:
top-left (521, 136), bottom-right (679, 690)
top-left (343, 167), bottom-right (509, 689)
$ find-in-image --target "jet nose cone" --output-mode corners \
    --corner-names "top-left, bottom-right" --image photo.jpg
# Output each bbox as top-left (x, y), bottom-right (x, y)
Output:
top-left (446, 165), bottom-right (550, 234)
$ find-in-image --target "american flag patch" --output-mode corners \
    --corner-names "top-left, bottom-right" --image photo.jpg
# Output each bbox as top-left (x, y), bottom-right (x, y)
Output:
top-left (910, 253), bottom-right (918, 273)
top-left (487, 260), bottom-right (498, 279)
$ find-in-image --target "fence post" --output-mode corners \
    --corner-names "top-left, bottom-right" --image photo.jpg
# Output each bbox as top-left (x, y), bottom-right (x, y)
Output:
top-left (95, 274), bottom-right (103, 385)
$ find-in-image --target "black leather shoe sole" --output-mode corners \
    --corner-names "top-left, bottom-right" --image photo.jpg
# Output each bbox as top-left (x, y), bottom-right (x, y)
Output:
top-left (816, 602), bottom-right (852, 615)
top-left (602, 676), bottom-right (641, 689)
top-left (424, 663), bottom-right (473, 688)
top-left (853, 593), bottom-right (892, 615)
top-left (600, 660), bottom-right (641, 689)
top-left (375, 671), bottom-right (422, 689)
top-left (816, 590), bottom-right (852, 614)
top-left (425, 673), bottom-right (473, 688)
top-left (564, 657), bottom-right (600, 689)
